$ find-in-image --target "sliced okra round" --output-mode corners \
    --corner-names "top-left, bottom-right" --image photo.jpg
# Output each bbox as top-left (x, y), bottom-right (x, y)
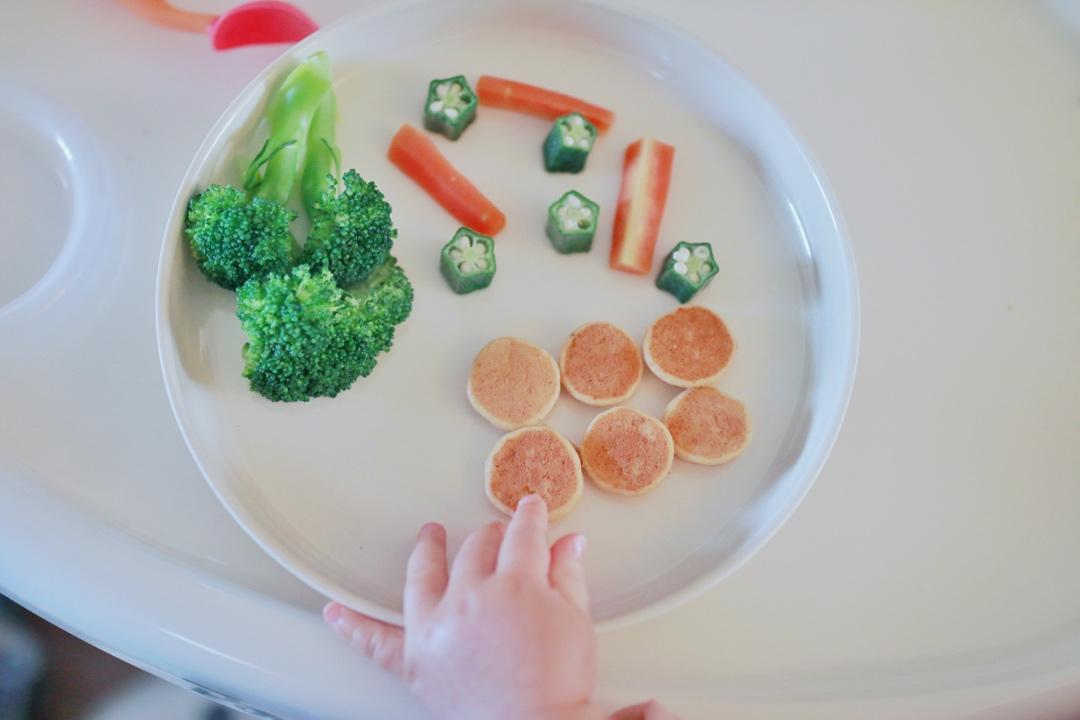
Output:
top-left (545, 190), bottom-right (600, 254)
top-left (542, 113), bottom-right (597, 173)
top-left (441, 227), bottom-right (496, 294)
top-left (656, 242), bottom-right (719, 303)
top-left (424, 75), bottom-right (478, 141)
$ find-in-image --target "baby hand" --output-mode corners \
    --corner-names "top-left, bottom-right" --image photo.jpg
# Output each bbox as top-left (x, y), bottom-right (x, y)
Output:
top-left (325, 495), bottom-right (599, 720)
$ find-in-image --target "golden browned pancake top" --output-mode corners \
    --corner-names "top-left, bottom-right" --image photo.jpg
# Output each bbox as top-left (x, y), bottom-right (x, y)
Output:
top-left (665, 387), bottom-right (749, 460)
top-left (648, 306), bottom-right (733, 382)
top-left (562, 322), bottom-right (642, 402)
top-left (469, 337), bottom-right (559, 427)
top-left (488, 427), bottom-right (580, 512)
top-left (581, 407), bottom-right (673, 493)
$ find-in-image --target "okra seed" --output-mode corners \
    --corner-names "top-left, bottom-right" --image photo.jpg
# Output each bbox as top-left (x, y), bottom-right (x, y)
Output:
top-left (563, 135), bottom-right (575, 147)
top-left (445, 107), bottom-right (459, 120)
top-left (577, 138), bottom-right (590, 149)
top-left (701, 262), bottom-right (713, 274)
top-left (577, 218), bottom-right (590, 229)
top-left (580, 206), bottom-right (592, 218)
top-left (429, 100), bottom-right (444, 113)
top-left (449, 248), bottom-right (463, 261)
top-left (567, 194), bottom-right (582, 208)
top-left (673, 262), bottom-right (688, 275)
top-left (562, 219), bottom-right (577, 231)
top-left (436, 83), bottom-right (449, 98)
top-left (673, 248), bottom-right (690, 262)
top-left (451, 83), bottom-right (462, 94)
top-left (688, 272), bottom-right (701, 283)
top-left (475, 258), bottom-right (489, 271)
top-left (459, 260), bottom-right (475, 273)
top-left (693, 246), bottom-right (711, 259)
top-left (570, 114), bottom-right (584, 126)
top-left (456, 236), bottom-right (471, 249)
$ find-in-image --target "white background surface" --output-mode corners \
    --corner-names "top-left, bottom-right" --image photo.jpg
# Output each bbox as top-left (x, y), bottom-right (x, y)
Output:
top-left (1, 1), bottom-right (1078, 718)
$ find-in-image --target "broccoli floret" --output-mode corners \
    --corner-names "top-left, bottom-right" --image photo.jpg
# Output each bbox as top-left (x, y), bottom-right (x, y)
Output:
top-left (237, 265), bottom-right (371, 402)
top-left (301, 170), bottom-right (395, 286)
top-left (237, 259), bottom-right (413, 402)
top-left (185, 185), bottom-right (296, 290)
top-left (345, 255), bottom-right (415, 353)
top-left (186, 52), bottom-right (332, 290)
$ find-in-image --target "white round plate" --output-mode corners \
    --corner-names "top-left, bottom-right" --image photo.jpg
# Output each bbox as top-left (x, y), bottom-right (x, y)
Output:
top-left (157, 0), bottom-right (858, 628)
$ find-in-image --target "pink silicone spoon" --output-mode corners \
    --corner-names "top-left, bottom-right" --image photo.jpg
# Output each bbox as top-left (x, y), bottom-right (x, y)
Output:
top-left (120, 0), bottom-right (318, 50)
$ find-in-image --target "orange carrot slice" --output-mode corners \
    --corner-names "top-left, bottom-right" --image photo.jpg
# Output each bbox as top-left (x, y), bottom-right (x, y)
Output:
top-left (387, 123), bottom-right (506, 236)
top-left (477, 75), bottom-right (615, 133)
top-left (610, 138), bottom-right (675, 275)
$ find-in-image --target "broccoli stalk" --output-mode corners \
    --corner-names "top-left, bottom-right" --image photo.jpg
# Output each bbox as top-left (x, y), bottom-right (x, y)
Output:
top-left (237, 258), bottom-right (414, 402)
top-left (300, 89), bottom-right (342, 220)
top-left (185, 52), bottom-right (333, 290)
top-left (243, 51), bottom-right (333, 205)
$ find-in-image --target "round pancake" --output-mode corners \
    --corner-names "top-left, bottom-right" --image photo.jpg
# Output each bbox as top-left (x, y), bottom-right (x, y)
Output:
top-left (485, 426), bottom-right (583, 520)
top-left (579, 407), bottom-right (674, 495)
top-left (663, 387), bottom-right (751, 465)
top-left (467, 337), bottom-right (560, 430)
top-left (643, 306), bottom-right (734, 387)
top-left (559, 322), bottom-right (643, 406)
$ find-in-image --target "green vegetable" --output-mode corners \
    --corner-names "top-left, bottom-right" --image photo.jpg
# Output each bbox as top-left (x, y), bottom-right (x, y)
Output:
top-left (186, 51), bottom-right (416, 403)
top-left (184, 185), bottom-right (296, 290)
top-left (655, 242), bottom-right (719, 303)
top-left (237, 259), bottom-right (413, 402)
top-left (345, 255), bottom-right (415, 352)
top-left (423, 75), bottom-right (477, 140)
top-left (545, 190), bottom-right (598, 254)
top-left (243, 51), bottom-right (333, 205)
top-left (301, 170), bottom-right (395, 286)
top-left (542, 112), bottom-right (596, 173)
top-left (185, 52), bottom-right (332, 289)
top-left (300, 88), bottom-right (342, 220)
top-left (440, 227), bottom-right (496, 294)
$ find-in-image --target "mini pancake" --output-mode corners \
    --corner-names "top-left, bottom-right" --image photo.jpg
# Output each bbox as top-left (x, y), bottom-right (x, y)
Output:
top-left (579, 407), bottom-right (674, 496)
top-left (559, 322), bottom-right (643, 406)
top-left (485, 426), bottom-right (583, 520)
top-left (663, 387), bottom-right (751, 465)
top-left (467, 337), bottom-right (560, 430)
top-left (643, 306), bottom-right (734, 387)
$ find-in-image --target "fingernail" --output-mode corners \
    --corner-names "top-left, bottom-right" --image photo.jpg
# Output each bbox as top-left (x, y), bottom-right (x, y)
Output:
top-left (520, 494), bottom-right (544, 508)
top-left (323, 602), bottom-right (343, 626)
top-left (418, 522), bottom-right (441, 540)
top-left (323, 603), bottom-right (355, 638)
top-left (572, 534), bottom-right (588, 559)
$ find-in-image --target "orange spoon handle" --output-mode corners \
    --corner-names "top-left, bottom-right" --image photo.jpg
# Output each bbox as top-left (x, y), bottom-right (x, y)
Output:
top-left (118, 0), bottom-right (215, 33)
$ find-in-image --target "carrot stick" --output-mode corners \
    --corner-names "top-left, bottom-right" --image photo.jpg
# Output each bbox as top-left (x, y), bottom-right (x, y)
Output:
top-left (387, 124), bottom-right (506, 236)
top-left (610, 138), bottom-right (675, 274)
top-left (477, 75), bottom-right (615, 133)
